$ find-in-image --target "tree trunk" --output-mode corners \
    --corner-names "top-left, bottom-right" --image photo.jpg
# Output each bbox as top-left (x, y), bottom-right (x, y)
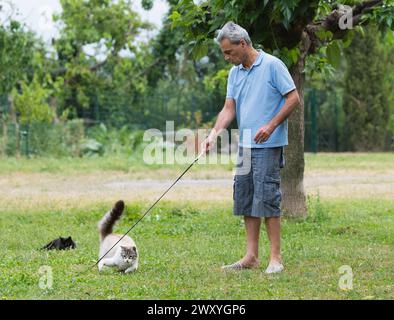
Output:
top-left (281, 32), bottom-right (310, 218)
top-left (50, 97), bottom-right (60, 124)
top-left (8, 94), bottom-right (20, 157)
top-left (0, 109), bottom-right (6, 156)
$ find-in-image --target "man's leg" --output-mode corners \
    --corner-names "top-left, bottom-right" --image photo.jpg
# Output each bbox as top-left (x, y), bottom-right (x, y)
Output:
top-left (222, 215), bottom-right (261, 269)
top-left (264, 216), bottom-right (282, 264)
top-left (241, 216), bottom-right (262, 266)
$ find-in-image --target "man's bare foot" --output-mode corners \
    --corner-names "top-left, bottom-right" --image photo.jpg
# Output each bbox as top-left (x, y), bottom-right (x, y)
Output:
top-left (239, 256), bottom-right (260, 268)
top-left (269, 256), bottom-right (282, 265)
top-left (265, 261), bottom-right (284, 274)
top-left (221, 256), bottom-right (260, 270)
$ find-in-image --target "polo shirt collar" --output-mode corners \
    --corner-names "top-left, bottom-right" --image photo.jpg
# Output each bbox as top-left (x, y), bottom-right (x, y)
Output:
top-left (239, 49), bottom-right (264, 71)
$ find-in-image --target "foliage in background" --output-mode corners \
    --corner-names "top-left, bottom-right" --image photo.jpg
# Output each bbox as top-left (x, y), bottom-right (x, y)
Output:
top-left (0, 21), bottom-right (38, 95)
top-left (11, 76), bottom-right (54, 125)
top-left (49, 0), bottom-right (152, 121)
top-left (0, 121), bottom-right (148, 158)
top-left (343, 25), bottom-right (393, 151)
top-left (170, 0), bottom-right (393, 64)
top-left (0, 0), bottom-right (394, 157)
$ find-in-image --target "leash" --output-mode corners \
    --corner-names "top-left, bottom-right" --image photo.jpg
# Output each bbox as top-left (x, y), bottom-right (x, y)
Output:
top-left (82, 150), bottom-right (205, 273)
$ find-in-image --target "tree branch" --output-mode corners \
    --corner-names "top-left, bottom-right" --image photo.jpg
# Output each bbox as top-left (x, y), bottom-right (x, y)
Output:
top-left (305, 0), bottom-right (383, 53)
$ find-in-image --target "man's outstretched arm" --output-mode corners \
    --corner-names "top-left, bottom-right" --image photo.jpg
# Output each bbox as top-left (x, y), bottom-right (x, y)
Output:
top-left (201, 98), bottom-right (236, 153)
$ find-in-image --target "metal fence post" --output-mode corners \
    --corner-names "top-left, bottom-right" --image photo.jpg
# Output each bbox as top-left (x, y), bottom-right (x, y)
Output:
top-left (310, 89), bottom-right (318, 153)
top-left (334, 92), bottom-right (339, 152)
top-left (20, 124), bottom-right (29, 157)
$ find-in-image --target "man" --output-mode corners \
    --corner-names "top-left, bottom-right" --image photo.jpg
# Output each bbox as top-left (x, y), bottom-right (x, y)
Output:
top-left (201, 21), bottom-right (300, 274)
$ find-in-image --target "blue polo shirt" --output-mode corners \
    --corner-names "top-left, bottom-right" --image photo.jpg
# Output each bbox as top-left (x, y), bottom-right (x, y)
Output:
top-left (226, 50), bottom-right (296, 148)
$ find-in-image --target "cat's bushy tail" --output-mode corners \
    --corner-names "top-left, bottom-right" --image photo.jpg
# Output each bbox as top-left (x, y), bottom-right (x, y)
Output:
top-left (98, 200), bottom-right (125, 240)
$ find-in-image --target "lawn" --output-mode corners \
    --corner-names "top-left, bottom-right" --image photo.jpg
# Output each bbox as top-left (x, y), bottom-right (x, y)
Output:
top-left (1, 151), bottom-right (394, 176)
top-left (0, 153), bottom-right (393, 299)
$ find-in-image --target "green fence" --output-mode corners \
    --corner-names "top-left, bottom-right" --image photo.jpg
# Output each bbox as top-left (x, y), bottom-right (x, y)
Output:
top-left (304, 88), bottom-right (343, 152)
top-left (0, 120), bottom-right (86, 157)
top-left (1, 88), bottom-right (392, 157)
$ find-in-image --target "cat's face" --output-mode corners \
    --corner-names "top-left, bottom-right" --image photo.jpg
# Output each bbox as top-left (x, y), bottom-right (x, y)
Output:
top-left (120, 246), bottom-right (137, 264)
top-left (61, 236), bottom-right (76, 248)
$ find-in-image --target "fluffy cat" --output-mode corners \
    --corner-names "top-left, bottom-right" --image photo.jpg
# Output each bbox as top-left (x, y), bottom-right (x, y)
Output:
top-left (98, 200), bottom-right (138, 273)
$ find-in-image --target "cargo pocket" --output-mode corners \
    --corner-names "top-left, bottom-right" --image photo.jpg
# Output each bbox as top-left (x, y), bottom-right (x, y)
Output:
top-left (232, 176), bottom-right (236, 201)
top-left (263, 174), bottom-right (281, 207)
top-left (279, 147), bottom-right (285, 169)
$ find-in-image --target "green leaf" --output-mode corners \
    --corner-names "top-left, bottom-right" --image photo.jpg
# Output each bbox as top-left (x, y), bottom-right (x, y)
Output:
top-left (208, 20), bottom-right (223, 34)
top-left (169, 10), bottom-right (181, 24)
top-left (341, 31), bottom-right (355, 48)
top-left (10, 20), bottom-right (21, 31)
top-left (289, 47), bottom-right (300, 64)
top-left (355, 26), bottom-right (365, 37)
top-left (326, 41), bottom-right (341, 68)
top-left (316, 30), bottom-right (333, 41)
top-left (191, 42), bottom-right (208, 60)
top-left (386, 15), bottom-right (392, 28)
top-left (249, 10), bottom-right (260, 23)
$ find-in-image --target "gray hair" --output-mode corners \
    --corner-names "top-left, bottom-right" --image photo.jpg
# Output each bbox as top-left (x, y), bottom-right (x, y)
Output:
top-left (215, 21), bottom-right (252, 45)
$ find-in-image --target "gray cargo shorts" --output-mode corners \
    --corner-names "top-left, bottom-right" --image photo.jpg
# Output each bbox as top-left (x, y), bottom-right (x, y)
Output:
top-left (233, 146), bottom-right (285, 218)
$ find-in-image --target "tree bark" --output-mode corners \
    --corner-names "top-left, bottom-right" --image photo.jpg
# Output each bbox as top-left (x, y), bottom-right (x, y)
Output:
top-left (0, 108), bottom-right (6, 156)
top-left (282, 0), bottom-right (385, 218)
top-left (8, 94), bottom-right (20, 157)
top-left (281, 32), bottom-right (310, 218)
top-left (50, 97), bottom-right (60, 124)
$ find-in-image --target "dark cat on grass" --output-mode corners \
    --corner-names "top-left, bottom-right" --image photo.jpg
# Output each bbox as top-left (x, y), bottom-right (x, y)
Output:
top-left (42, 236), bottom-right (76, 250)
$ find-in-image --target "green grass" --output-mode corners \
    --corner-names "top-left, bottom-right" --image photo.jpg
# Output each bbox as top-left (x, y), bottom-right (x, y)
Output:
top-left (0, 153), bottom-right (234, 176)
top-left (0, 152), bottom-right (393, 299)
top-left (1, 152), bottom-right (393, 175)
top-left (0, 198), bottom-right (393, 300)
top-left (304, 152), bottom-right (394, 171)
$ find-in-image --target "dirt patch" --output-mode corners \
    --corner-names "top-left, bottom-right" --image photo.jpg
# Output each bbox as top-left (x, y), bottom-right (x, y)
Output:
top-left (0, 168), bottom-right (393, 210)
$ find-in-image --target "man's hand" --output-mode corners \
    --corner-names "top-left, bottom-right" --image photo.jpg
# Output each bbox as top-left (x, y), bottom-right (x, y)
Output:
top-left (200, 134), bottom-right (216, 155)
top-left (254, 90), bottom-right (300, 144)
top-left (254, 123), bottom-right (275, 144)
